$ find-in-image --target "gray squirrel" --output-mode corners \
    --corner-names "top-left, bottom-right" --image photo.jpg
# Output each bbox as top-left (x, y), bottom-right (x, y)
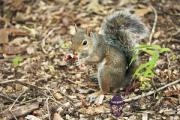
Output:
top-left (71, 11), bottom-right (149, 95)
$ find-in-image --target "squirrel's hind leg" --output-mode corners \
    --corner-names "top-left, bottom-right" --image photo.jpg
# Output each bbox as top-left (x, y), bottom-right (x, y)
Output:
top-left (86, 67), bottom-right (111, 103)
top-left (98, 67), bottom-right (111, 94)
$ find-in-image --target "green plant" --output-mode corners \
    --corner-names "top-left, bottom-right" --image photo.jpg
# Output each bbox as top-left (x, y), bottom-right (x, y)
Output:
top-left (12, 55), bottom-right (23, 67)
top-left (131, 44), bottom-right (171, 90)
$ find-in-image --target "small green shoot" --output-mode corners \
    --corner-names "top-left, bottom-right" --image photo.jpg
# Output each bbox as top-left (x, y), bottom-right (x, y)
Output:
top-left (12, 56), bottom-right (23, 67)
top-left (59, 40), bottom-right (71, 49)
top-left (131, 44), bottom-right (171, 90)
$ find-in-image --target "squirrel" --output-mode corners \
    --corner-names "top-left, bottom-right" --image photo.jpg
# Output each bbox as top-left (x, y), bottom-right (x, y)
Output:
top-left (71, 11), bottom-right (149, 95)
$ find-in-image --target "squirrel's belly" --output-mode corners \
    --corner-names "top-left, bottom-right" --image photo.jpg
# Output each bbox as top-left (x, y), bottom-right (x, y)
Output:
top-left (98, 59), bottom-right (106, 72)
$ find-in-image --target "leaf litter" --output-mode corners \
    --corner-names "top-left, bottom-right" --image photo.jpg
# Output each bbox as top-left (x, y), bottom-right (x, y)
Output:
top-left (0, 0), bottom-right (179, 120)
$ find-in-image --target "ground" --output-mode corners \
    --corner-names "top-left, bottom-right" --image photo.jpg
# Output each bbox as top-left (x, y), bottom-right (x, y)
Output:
top-left (0, 0), bottom-right (179, 120)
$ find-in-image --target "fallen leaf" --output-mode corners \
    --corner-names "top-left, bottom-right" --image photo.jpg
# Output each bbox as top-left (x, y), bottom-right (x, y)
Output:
top-left (134, 7), bottom-right (152, 16)
top-left (0, 28), bottom-right (28, 55)
top-left (0, 17), bottom-right (10, 27)
top-left (3, 44), bottom-right (24, 55)
top-left (153, 31), bottom-right (161, 38)
top-left (87, 0), bottom-right (104, 14)
top-left (119, 0), bottom-right (132, 6)
top-left (53, 113), bottom-right (64, 120)
top-left (25, 115), bottom-right (41, 120)
top-left (26, 46), bottom-right (35, 55)
top-left (0, 29), bottom-right (9, 44)
top-left (79, 106), bottom-right (109, 115)
top-left (53, 92), bottom-right (63, 100)
top-left (9, 0), bottom-right (25, 11)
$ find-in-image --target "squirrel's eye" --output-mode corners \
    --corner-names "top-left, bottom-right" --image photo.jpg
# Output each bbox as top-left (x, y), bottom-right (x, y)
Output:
top-left (82, 40), bottom-right (87, 46)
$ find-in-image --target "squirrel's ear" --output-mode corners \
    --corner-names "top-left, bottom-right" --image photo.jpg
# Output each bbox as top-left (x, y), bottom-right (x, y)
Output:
top-left (85, 28), bottom-right (91, 36)
top-left (74, 24), bottom-right (82, 33)
top-left (74, 24), bottom-right (85, 34)
top-left (90, 32), bottom-right (96, 39)
top-left (90, 32), bottom-right (93, 38)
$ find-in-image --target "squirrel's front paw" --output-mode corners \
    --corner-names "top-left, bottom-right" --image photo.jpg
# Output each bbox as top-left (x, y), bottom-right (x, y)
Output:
top-left (86, 91), bottom-right (104, 104)
top-left (78, 58), bottom-right (86, 65)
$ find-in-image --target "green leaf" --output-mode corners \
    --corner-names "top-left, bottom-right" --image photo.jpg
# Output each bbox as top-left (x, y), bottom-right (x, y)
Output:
top-left (12, 56), bottom-right (23, 67)
top-left (160, 48), bottom-right (171, 53)
top-left (171, 54), bottom-right (177, 61)
top-left (132, 44), bottom-right (171, 89)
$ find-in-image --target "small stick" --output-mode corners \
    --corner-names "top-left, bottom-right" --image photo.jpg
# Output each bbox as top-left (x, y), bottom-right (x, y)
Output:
top-left (0, 79), bottom-right (26, 84)
top-left (45, 87), bottom-right (65, 106)
top-left (9, 110), bottom-right (18, 120)
top-left (1, 102), bottom-right (39, 119)
top-left (9, 90), bottom-right (26, 110)
top-left (0, 93), bottom-right (15, 102)
top-left (124, 79), bottom-right (180, 102)
top-left (0, 79), bottom-right (75, 106)
top-left (46, 97), bottom-right (51, 120)
top-left (149, 6), bottom-right (158, 45)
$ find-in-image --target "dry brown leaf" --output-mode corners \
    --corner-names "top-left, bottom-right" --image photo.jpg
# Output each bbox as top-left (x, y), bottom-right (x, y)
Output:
top-left (0, 28), bottom-right (28, 55)
top-left (153, 31), bottom-right (161, 38)
top-left (0, 29), bottom-right (9, 44)
top-left (26, 46), bottom-right (35, 55)
top-left (0, 28), bottom-right (28, 38)
top-left (53, 113), bottom-right (64, 120)
top-left (163, 84), bottom-right (180, 97)
top-left (119, 0), bottom-right (132, 6)
top-left (0, 17), bottom-right (10, 27)
top-left (25, 115), bottom-right (41, 120)
top-left (9, 0), bottom-right (25, 11)
top-left (134, 7), bottom-right (152, 16)
top-left (87, 0), bottom-right (104, 14)
top-left (2, 44), bottom-right (24, 55)
top-left (53, 92), bottom-right (64, 100)
top-left (78, 106), bottom-right (109, 115)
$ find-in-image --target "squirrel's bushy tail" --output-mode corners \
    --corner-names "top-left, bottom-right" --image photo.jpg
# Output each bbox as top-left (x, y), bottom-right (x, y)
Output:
top-left (101, 10), bottom-right (149, 60)
top-left (100, 11), bottom-right (149, 83)
top-left (100, 11), bottom-right (149, 45)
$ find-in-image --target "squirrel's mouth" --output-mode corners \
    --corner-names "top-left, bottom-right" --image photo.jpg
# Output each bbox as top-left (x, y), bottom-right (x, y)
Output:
top-left (78, 51), bottom-right (89, 59)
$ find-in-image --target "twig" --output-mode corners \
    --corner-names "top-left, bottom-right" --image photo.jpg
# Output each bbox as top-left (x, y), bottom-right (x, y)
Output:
top-left (0, 79), bottom-right (26, 85)
top-left (0, 79), bottom-right (45, 91)
top-left (0, 79), bottom-right (75, 107)
top-left (41, 27), bottom-right (61, 54)
top-left (7, 90), bottom-right (27, 120)
top-left (172, 28), bottom-right (180, 36)
top-left (124, 79), bottom-right (180, 102)
top-left (0, 93), bottom-right (15, 102)
top-left (0, 102), bottom-right (39, 119)
top-left (46, 97), bottom-right (51, 120)
top-left (45, 87), bottom-right (65, 106)
top-left (9, 90), bottom-right (26, 110)
top-left (149, 6), bottom-right (158, 45)
top-left (9, 110), bottom-right (18, 120)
